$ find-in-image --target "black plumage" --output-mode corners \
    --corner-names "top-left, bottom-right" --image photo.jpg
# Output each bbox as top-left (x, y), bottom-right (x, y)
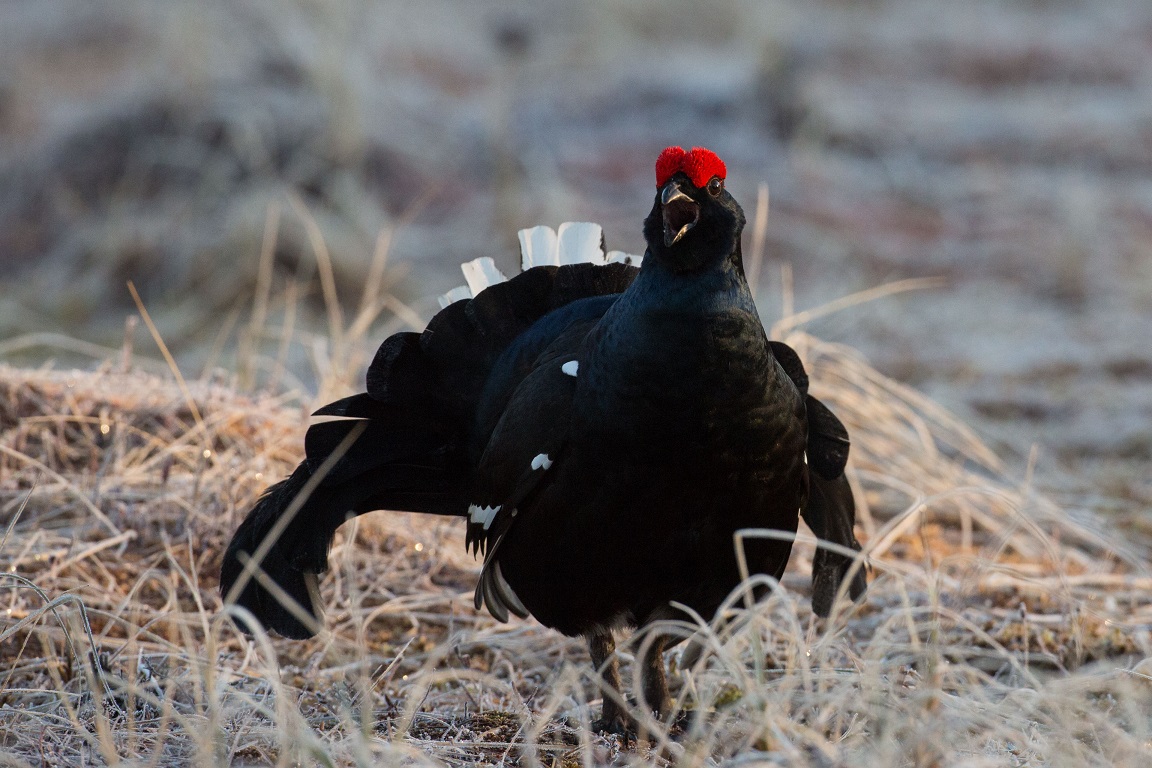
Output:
top-left (220, 146), bottom-right (866, 732)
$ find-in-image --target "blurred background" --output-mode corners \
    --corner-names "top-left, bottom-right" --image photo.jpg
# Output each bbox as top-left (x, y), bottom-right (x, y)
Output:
top-left (0, 0), bottom-right (1149, 513)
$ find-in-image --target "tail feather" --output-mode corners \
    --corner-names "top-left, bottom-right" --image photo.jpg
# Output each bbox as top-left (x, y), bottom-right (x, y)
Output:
top-left (304, 400), bottom-right (457, 488)
top-left (364, 332), bottom-right (437, 405)
top-left (221, 239), bottom-right (641, 639)
top-left (220, 397), bottom-right (467, 638)
top-left (220, 466), bottom-right (325, 639)
top-left (421, 262), bottom-right (636, 420)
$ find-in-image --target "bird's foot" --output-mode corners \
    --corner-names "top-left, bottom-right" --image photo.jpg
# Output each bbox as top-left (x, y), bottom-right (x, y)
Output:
top-left (591, 706), bottom-right (635, 739)
top-left (592, 700), bottom-right (688, 742)
top-left (667, 709), bottom-right (693, 739)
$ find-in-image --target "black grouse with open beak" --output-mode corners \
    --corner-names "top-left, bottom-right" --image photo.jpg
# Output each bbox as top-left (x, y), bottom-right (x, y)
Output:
top-left (220, 144), bottom-right (867, 735)
top-left (661, 179), bottom-right (699, 246)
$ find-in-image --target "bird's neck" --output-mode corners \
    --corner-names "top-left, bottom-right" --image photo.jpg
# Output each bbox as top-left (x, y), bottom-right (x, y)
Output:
top-left (574, 245), bottom-right (776, 442)
top-left (622, 248), bottom-right (755, 317)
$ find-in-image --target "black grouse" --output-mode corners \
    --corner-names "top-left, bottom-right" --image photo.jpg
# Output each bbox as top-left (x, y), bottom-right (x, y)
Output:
top-left (220, 145), bottom-right (866, 731)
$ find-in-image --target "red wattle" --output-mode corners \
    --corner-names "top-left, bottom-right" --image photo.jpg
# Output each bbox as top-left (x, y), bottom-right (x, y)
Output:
top-left (655, 145), bottom-right (726, 188)
top-left (655, 146), bottom-right (687, 188)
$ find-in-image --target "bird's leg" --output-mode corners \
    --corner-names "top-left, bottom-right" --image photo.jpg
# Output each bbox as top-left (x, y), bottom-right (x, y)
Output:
top-left (639, 634), bottom-right (672, 720)
top-left (588, 631), bottom-right (630, 734)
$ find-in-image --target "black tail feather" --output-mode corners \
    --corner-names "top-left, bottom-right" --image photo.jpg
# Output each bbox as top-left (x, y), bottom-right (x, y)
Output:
top-left (220, 401), bottom-right (467, 638)
top-left (803, 473), bottom-right (867, 617)
top-left (220, 466), bottom-right (326, 639)
top-left (419, 262), bottom-right (636, 421)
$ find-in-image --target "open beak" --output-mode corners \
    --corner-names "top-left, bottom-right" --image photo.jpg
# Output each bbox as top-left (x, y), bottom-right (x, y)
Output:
top-left (661, 180), bottom-right (699, 247)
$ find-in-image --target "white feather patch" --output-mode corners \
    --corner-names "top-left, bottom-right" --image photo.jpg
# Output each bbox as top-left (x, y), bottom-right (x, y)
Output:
top-left (561, 360), bottom-right (578, 377)
top-left (530, 453), bottom-right (552, 471)
top-left (468, 503), bottom-right (501, 530)
top-left (557, 222), bottom-right (604, 265)
top-left (519, 225), bottom-right (560, 270)
top-left (441, 221), bottom-right (643, 306)
top-left (438, 285), bottom-right (472, 308)
top-left (461, 257), bottom-right (507, 297)
top-left (606, 249), bottom-right (643, 267)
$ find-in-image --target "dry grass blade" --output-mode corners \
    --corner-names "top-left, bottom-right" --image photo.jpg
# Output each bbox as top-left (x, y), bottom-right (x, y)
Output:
top-left (126, 282), bottom-right (207, 450)
top-left (238, 203), bottom-right (281, 391)
top-left (289, 194), bottom-right (346, 379)
top-left (0, 332), bottom-right (166, 375)
top-left (746, 182), bottom-right (770, 297)
top-left (769, 276), bottom-right (948, 337)
top-left (1, 479), bottom-right (36, 553)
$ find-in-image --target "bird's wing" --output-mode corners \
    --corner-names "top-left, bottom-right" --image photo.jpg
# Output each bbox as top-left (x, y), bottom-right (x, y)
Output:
top-left (466, 327), bottom-right (592, 622)
top-left (465, 355), bottom-right (576, 558)
top-left (769, 340), bottom-right (865, 615)
top-left (768, 340), bottom-right (849, 480)
top-left (803, 394), bottom-right (850, 480)
top-left (768, 340), bottom-right (810, 395)
top-left (807, 473), bottom-right (867, 616)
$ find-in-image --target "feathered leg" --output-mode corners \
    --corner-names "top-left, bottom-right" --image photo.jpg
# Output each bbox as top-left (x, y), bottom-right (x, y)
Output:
top-left (638, 634), bottom-right (672, 720)
top-left (588, 632), bottom-right (630, 734)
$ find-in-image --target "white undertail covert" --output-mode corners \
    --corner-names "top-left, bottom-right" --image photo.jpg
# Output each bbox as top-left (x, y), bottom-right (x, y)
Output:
top-left (439, 222), bottom-right (642, 308)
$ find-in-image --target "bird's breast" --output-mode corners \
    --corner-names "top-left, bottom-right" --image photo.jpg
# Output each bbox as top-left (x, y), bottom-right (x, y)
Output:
top-left (573, 307), bottom-right (801, 458)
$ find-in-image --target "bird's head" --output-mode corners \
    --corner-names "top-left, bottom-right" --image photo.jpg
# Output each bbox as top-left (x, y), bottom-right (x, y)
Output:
top-left (643, 146), bottom-right (746, 272)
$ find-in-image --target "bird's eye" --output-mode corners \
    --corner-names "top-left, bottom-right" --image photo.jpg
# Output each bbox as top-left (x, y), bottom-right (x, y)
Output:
top-left (707, 177), bottom-right (723, 196)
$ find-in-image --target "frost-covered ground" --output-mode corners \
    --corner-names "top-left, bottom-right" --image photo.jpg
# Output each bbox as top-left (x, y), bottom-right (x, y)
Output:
top-left (1, 0), bottom-right (1150, 512)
